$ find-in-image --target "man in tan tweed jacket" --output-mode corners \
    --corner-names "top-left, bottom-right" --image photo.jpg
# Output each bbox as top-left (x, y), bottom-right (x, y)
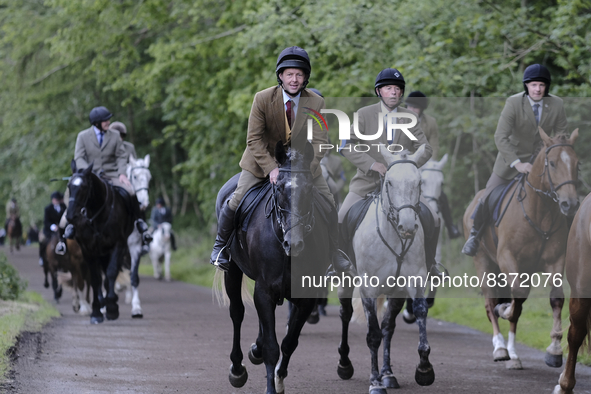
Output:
top-left (210, 46), bottom-right (354, 276)
top-left (462, 64), bottom-right (568, 256)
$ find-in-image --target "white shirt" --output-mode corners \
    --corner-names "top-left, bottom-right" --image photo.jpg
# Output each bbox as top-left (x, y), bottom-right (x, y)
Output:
top-left (282, 89), bottom-right (301, 118)
top-left (53, 204), bottom-right (61, 213)
top-left (510, 96), bottom-right (544, 168)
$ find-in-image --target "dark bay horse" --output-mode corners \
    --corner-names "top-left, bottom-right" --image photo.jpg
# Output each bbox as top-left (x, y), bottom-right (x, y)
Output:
top-left (553, 191), bottom-right (591, 394)
top-left (7, 215), bottom-right (22, 253)
top-left (214, 142), bottom-right (331, 394)
top-left (67, 161), bottom-right (135, 324)
top-left (463, 128), bottom-right (579, 370)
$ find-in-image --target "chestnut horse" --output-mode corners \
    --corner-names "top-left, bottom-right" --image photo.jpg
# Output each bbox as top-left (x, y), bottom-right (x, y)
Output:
top-left (7, 215), bottom-right (22, 253)
top-left (463, 128), bottom-right (579, 370)
top-left (553, 192), bottom-right (591, 394)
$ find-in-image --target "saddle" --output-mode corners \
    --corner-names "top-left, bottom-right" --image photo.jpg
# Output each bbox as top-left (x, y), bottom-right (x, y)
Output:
top-left (340, 188), bottom-right (435, 266)
top-left (478, 176), bottom-right (520, 227)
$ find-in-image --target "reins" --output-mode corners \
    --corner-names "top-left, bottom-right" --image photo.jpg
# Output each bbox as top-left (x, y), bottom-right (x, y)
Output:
top-left (375, 159), bottom-right (421, 277)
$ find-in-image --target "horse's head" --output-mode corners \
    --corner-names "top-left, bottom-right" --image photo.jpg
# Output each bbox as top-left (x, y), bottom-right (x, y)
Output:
top-left (379, 144), bottom-right (426, 239)
top-left (536, 127), bottom-right (580, 216)
top-left (158, 222), bottom-right (171, 242)
top-left (127, 154), bottom-right (152, 211)
top-left (274, 141), bottom-right (315, 257)
top-left (421, 153), bottom-right (447, 205)
top-left (66, 160), bottom-right (94, 224)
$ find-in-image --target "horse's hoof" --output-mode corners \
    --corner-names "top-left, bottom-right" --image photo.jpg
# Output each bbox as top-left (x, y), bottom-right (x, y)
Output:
top-left (43, 282), bottom-right (49, 289)
top-left (337, 362), bottom-right (354, 380)
top-left (381, 374), bottom-right (400, 388)
top-left (415, 365), bottom-right (435, 386)
top-left (90, 315), bottom-right (104, 324)
top-left (307, 310), bottom-right (319, 324)
top-left (545, 352), bottom-right (563, 368)
top-left (369, 384), bottom-right (387, 394)
top-left (106, 306), bottom-right (119, 321)
top-left (73, 304), bottom-right (80, 313)
top-left (228, 364), bottom-right (248, 388)
top-left (131, 313), bottom-right (143, 319)
top-left (505, 358), bottom-right (523, 370)
top-left (552, 384), bottom-right (567, 394)
top-left (402, 309), bottom-right (416, 324)
top-left (248, 343), bottom-right (263, 365)
top-left (493, 348), bottom-right (510, 362)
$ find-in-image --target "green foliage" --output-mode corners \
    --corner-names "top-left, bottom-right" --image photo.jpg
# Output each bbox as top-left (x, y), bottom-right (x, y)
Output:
top-left (1, 0), bottom-right (591, 227)
top-left (0, 254), bottom-right (26, 301)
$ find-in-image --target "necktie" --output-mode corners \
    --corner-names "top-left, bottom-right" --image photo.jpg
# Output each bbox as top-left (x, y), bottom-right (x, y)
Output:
top-left (533, 103), bottom-right (540, 125)
top-left (286, 100), bottom-right (293, 128)
top-left (98, 131), bottom-right (104, 147)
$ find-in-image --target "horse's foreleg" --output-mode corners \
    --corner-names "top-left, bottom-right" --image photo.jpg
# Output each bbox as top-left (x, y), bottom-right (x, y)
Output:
top-left (501, 285), bottom-right (529, 370)
top-left (546, 285), bottom-right (565, 368)
top-left (413, 295), bottom-right (435, 386)
top-left (555, 298), bottom-right (591, 394)
top-left (88, 261), bottom-right (104, 324)
top-left (129, 246), bottom-right (143, 318)
top-left (104, 246), bottom-right (121, 321)
top-left (253, 284), bottom-right (280, 394)
top-left (379, 297), bottom-right (405, 389)
top-left (151, 255), bottom-right (161, 279)
top-left (225, 264), bottom-right (248, 389)
top-left (337, 284), bottom-right (355, 380)
top-left (164, 251), bottom-right (171, 281)
top-left (248, 322), bottom-right (264, 365)
top-left (275, 298), bottom-right (316, 392)
top-left (361, 297), bottom-right (384, 393)
top-left (51, 271), bottom-right (62, 302)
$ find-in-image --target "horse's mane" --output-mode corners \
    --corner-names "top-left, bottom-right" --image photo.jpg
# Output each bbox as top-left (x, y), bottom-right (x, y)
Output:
top-left (531, 133), bottom-right (570, 160)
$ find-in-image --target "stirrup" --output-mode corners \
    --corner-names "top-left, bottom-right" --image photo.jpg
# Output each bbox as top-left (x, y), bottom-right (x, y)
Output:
top-left (211, 246), bottom-right (230, 272)
top-left (55, 241), bottom-right (66, 256)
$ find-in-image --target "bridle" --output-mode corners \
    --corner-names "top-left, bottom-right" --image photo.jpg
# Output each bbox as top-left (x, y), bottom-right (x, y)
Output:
top-left (265, 167), bottom-right (315, 244)
top-left (128, 165), bottom-right (151, 194)
top-left (375, 159), bottom-right (422, 277)
top-left (525, 143), bottom-right (577, 203)
top-left (69, 173), bottom-right (113, 234)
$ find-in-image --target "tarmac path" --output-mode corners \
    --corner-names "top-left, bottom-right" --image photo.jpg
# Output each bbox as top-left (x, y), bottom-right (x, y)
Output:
top-left (4, 246), bottom-right (591, 393)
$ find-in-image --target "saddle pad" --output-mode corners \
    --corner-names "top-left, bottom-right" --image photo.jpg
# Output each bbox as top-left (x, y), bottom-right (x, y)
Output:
top-left (236, 180), bottom-right (272, 232)
top-left (490, 177), bottom-right (519, 226)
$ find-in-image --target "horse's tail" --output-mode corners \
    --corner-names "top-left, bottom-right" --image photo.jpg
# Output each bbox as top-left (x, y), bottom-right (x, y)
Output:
top-left (212, 269), bottom-right (253, 308)
top-left (351, 288), bottom-right (387, 324)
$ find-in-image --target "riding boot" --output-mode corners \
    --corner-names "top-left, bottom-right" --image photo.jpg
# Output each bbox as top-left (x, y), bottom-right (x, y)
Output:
top-left (131, 195), bottom-right (152, 245)
top-left (210, 203), bottom-right (236, 271)
top-left (425, 225), bottom-right (441, 276)
top-left (55, 228), bottom-right (68, 256)
top-left (439, 191), bottom-right (461, 239)
top-left (461, 201), bottom-right (486, 257)
top-left (171, 232), bottom-right (177, 251)
top-left (327, 207), bottom-right (357, 277)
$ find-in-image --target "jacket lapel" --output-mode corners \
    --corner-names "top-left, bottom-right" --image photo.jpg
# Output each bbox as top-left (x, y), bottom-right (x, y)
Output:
top-left (522, 96), bottom-right (537, 131)
top-left (539, 99), bottom-right (552, 131)
top-left (271, 87), bottom-right (285, 142)
top-left (88, 127), bottom-right (101, 150)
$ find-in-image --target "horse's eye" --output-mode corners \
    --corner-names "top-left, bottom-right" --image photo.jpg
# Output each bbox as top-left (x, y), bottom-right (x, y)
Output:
top-left (549, 161), bottom-right (555, 168)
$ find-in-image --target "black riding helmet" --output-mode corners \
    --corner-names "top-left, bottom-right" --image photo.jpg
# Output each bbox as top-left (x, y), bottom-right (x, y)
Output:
top-left (51, 191), bottom-right (63, 201)
top-left (276, 46), bottom-right (311, 92)
top-left (375, 68), bottom-right (405, 97)
top-left (523, 64), bottom-right (551, 97)
top-left (89, 106), bottom-right (113, 130)
top-left (405, 91), bottom-right (429, 110)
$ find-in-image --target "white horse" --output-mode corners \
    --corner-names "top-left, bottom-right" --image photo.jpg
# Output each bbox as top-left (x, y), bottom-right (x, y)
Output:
top-left (149, 222), bottom-right (172, 281)
top-left (337, 145), bottom-right (434, 393)
top-left (120, 154), bottom-right (152, 318)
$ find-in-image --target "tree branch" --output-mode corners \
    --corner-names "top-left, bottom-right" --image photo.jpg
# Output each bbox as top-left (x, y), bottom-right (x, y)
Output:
top-left (29, 57), bottom-right (82, 86)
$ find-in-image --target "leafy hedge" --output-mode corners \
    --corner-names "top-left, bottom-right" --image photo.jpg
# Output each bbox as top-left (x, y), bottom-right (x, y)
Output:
top-left (0, 254), bottom-right (27, 301)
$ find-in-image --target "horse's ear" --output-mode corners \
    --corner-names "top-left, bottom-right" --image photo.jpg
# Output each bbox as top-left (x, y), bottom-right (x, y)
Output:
top-left (275, 141), bottom-right (288, 166)
top-left (538, 126), bottom-right (552, 146)
top-left (568, 128), bottom-right (579, 145)
top-left (303, 142), bottom-right (315, 166)
top-left (83, 161), bottom-right (94, 175)
top-left (379, 144), bottom-right (396, 164)
top-left (129, 156), bottom-right (136, 167)
top-left (70, 159), bottom-right (77, 174)
top-left (144, 154), bottom-right (150, 167)
top-left (408, 144), bottom-right (426, 165)
top-left (438, 153), bottom-right (448, 169)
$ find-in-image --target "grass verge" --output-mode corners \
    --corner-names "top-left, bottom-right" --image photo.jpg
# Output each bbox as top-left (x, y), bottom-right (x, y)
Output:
top-left (0, 291), bottom-right (60, 381)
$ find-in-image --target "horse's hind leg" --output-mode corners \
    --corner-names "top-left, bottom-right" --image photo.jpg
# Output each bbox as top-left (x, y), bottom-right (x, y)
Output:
top-left (379, 297), bottom-right (405, 388)
top-left (88, 261), bottom-right (104, 324)
top-left (275, 298), bottom-right (316, 393)
top-left (104, 245), bottom-right (122, 321)
top-left (413, 296), bottom-right (435, 386)
top-left (554, 298), bottom-right (591, 394)
top-left (248, 322), bottom-right (264, 365)
top-left (225, 264), bottom-right (248, 389)
top-left (337, 284), bottom-right (355, 380)
top-left (51, 271), bottom-right (62, 302)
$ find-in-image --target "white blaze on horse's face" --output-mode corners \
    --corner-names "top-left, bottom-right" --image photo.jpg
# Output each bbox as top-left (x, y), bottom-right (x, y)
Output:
top-left (380, 144), bottom-right (426, 239)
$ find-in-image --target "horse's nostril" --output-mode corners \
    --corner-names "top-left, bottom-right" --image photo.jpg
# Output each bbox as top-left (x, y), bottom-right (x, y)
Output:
top-left (560, 201), bottom-right (570, 210)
